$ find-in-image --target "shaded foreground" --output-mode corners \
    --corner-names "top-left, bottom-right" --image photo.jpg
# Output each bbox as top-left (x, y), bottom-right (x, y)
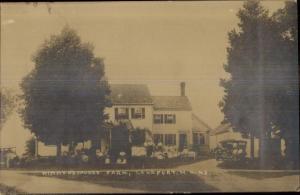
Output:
top-left (0, 183), bottom-right (25, 195)
top-left (30, 171), bottom-right (218, 193)
top-left (0, 159), bottom-right (299, 193)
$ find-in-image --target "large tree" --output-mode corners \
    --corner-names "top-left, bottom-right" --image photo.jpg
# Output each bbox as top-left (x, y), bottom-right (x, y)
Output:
top-left (20, 26), bottom-right (110, 156)
top-left (219, 0), bottom-right (284, 160)
top-left (270, 1), bottom-right (299, 168)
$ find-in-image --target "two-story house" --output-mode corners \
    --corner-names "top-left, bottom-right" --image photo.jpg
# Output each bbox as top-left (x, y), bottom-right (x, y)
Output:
top-left (37, 82), bottom-right (212, 156)
top-left (151, 83), bottom-right (193, 151)
top-left (103, 82), bottom-right (211, 153)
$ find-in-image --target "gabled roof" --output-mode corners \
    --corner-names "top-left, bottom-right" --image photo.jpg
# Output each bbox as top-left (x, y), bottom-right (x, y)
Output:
top-left (192, 113), bottom-right (213, 132)
top-left (109, 83), bottom-right (194, 111)
top-left (152, 96), bottom-right (192, 111)
top-left (210, 123), bottom-right (232, 135)
top-left (110, 84), bottom-right (153, 105)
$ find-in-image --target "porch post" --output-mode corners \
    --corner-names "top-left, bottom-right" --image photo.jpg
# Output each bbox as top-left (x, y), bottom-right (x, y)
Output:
top-left (35, 137), bottom-right (39, 157)
top-left (250, 132), bottom-right (254, 159)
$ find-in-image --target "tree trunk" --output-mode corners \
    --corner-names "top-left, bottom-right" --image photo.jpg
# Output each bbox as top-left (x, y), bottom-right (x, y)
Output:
top-left (35, 138), bottom-right (39, 158)
top-left (68, 141), bottom-right (75, 154)
top-left (91, 137), bottom-right (99, 153)
top-left (56, 142), bottom-right (62, 157)
top-left (250, 132), bottom-right (254, 160)
top-left (259, 132), bottom-right (274, 168)
top-left (90, 138), bottom-right (99, 163)
top-left (284, 138), bottom-right (299, 169)
top-left (259, 137), bottom-right (266, 168)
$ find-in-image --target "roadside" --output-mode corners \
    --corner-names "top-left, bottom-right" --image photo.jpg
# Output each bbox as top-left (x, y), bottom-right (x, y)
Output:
top-left (0, 170), bottom-right (144, 193)
top-left (0, 183), bottom-right (25, 195)
top-left (0, 159), bottom-right (299, 193)
top-left (175, 159), bottom-right (300, 192)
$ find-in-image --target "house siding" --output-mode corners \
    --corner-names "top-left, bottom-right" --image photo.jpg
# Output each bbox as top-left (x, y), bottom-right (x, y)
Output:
top-left (152, 110), bottom-right (193, 147)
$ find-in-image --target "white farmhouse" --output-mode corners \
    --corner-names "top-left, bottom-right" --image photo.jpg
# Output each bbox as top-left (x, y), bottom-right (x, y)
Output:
top-left (37, 82), bottom-right (211, 156)
top-left (103, 82), bottom-right (211, 153)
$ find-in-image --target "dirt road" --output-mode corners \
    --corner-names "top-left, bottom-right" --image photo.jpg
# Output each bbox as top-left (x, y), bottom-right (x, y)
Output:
top-left (0, 170), bottom-right (144, 193)
top-left (0, 159), bottom-right (299, 193)
top-left (176, 159), bottom-right (299, 192)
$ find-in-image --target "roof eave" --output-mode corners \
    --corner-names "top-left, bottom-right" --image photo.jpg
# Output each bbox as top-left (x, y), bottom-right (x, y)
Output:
top-left (112, 103), bottom-right (154, 106)
top-left (153, 108), bottom-right (192, 111)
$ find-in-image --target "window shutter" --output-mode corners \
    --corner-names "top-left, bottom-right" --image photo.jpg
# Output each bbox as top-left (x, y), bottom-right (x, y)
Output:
top-left (164, 135), bottom-right (168, 145)
top-left (126, 108), bottom-right (129, 119)
top-left (131, 108), bottom-right (135, 118)
top-left (173, 115), bottom-right (176, 124)
top-left (142, 108), bottom-right (145, 119)
top-left (174, 134), bottom-right (176, 145)
top-left (115, 108), bottom-right (118, 120)
top-left (164, 114), bottom-right (167, 123)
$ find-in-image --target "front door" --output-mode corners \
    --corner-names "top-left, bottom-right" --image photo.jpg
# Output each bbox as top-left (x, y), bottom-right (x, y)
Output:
top-left (179, 133), bottom-right (187, 152)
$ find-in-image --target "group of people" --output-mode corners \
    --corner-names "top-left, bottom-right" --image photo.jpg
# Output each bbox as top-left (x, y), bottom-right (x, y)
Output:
top-left (57, 140), bottom-right (185, 165)
top-left (131, 141), bottom-right (179, 160)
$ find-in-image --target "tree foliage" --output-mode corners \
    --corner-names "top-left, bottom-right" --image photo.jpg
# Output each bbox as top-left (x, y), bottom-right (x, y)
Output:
top-left (220, 0), bottom-right (279, 139)
top-left (270, 1), bottom-right (298, 165)
top-left (220, 0), bottom-right (298, 165)
top-left (0, 88), bottom-right (17, 129)
top-left (24, 137), bottom-right (36, 157)
top-left (130, 127), bottom-right (151, 146)
top-left (20, 26), bottom-right (111, 148)
top-left (110, 123), bottom-right (131, 158)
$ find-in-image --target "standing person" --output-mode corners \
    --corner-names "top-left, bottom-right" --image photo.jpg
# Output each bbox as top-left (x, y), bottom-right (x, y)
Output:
top-left (146, 141), bottom-right (154, 157)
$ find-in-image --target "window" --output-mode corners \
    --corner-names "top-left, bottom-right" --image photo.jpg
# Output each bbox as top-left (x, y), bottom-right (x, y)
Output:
top-left (153, 134), bottom-right (164, 145)
top-left (131, 108), bottom-right (145, 119)
top-left (164, 114), bottom-right (176, 124)
top-left (153, 114), bottom-right (164, 124)
top-left (193, 133), bottom-right (205, 145)
top-left (165, 134), bottom-right (176, 146)
top-left (200, 134), bottom-right (205, 145)
top-left (115, 107), bottom-right (129, 120)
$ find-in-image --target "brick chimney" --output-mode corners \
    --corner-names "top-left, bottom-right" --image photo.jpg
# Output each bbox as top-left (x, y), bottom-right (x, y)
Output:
top-left (180, 82), bottom-right (186, 96)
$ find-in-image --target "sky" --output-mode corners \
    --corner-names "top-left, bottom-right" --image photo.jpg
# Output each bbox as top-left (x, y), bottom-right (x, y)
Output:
top-left (0, 1), bottom-right (286, 155)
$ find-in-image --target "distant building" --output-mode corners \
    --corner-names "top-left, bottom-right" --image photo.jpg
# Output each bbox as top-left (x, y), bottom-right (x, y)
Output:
top-left (0, 147), bottom-right (17, 168)
top-left (210, 123), bottom-right (268, 158)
